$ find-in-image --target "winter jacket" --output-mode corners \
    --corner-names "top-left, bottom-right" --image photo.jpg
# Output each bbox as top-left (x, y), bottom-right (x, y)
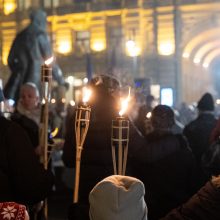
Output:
top-left (131, 131), bottom-right (204, 220)
top-left (62, 89), bottom-right (145, 220)
top-left (161, 176), bottom-right (220, 220)
top-left (0, 116), bottom-right (54, 206)
top-left (183, 112), bottom-right (217, 163)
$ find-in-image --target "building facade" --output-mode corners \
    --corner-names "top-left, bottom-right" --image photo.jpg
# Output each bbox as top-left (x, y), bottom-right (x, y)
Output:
top-left (1, 0), bottom-right (220, 105)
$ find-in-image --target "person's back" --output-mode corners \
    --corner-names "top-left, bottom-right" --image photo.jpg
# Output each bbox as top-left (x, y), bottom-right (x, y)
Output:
top-left (131, 105), bottom-right (203, 220)
top-left (0, 116), bottom-right (54, 206)
top-left (183, 93), bottom-right (217, 163)
top-left (63, 75), bottom-right (145, 220)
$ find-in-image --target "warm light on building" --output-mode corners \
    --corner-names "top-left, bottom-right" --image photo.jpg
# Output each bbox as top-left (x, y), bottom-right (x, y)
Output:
top-left (91, 40), bottom-right (105, 52)
top-left (126, 40), bottom-right (141, 57)
top-left (57, 40), bottom-right (72, 54)
top-left (158, 41), bottom-right (174, 56)
top-left (182, 52), bottom-right (190, 58)
top-left (193, 57), bottom-right (200, 64)
top-left (4, 0), bottom-right (16, 15)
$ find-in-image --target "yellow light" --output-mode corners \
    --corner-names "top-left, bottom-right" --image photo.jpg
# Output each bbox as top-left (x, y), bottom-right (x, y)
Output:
top-left (126, 40), bottom-right (141, 57)
top-left (193, 58), bottom-right (200, 64)
top-left (4, 1), bottom-right (16, 15)
top-left (158, 41), bottom-right (174, 56)
top-left (57, 40), bottom-right (72, 54)
top-left (51, 98), bottom-right (56, 104)
top-left (70, 100), bottom-right (75, 106)
top-left (82, 87), bottom-right (92, 103)
top-left (182, 52), bottom-right (190, 58)
top-left (119, 87), bottom-right (131, 116)
top-left (91, 40), bottom-right (105, 52)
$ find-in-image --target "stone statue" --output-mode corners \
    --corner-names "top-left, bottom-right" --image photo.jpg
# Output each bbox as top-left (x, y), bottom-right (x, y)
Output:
top-left (4, 9), bottom-right (66, 104)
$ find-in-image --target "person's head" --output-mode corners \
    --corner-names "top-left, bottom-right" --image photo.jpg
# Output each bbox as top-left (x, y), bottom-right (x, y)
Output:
top-left (197, 92), bottom-right (214, 113)
top-left (89, 175), bottom-right (148, 220)
top-left (146, 94), bottom-right (155, 106)
top-left (19, 82), bottom-right (39, 111)
top-left (151, 104), bottom-right (174, 131)
top-left (30, 9), bottom-right (47, 30)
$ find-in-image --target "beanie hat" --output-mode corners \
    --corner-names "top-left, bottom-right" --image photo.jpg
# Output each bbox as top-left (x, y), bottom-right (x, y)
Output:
top-left (197, 93), bottom-right (214, 111)
top-left (0, 202), bottom-right (28, 220)
top-left (151, 105), bottom-right (174, 130)
top-left (89, 175), bottom-right (148, 220)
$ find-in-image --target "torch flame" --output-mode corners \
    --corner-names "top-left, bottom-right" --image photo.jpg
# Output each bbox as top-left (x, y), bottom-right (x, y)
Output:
top-left (45, 56), bottom-right (54, 66)
top-left (82, 87), bottom-right (92, 104)
top-left (119, 87), bottom-right (131, 116)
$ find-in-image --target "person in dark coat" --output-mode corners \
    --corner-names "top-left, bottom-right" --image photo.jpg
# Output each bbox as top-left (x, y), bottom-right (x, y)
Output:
top-left (131, 105), bottom-right (203, 220)
top-left (0, 116), bottom-right (54, 207)
top-left (62, 74), bottom-right (145, 220)
top-left (4, 9), bottom-right (65, 104)
top-left (183, 92), bottom-right (217, 164)
top-left (160, 175), bottom-right (220, 220)
top-left (10, 82), bottom-right (40, 152)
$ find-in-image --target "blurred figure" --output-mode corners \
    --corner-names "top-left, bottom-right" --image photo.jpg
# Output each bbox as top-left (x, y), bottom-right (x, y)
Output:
top-left (0, 115), bottom-right (54, 210)
top-left (4, 9), bottom-right (65, 104)
top-left (183, 93), bottom-right (217, 164)
top-left (135, 94), bottom-right (156, 135)
top-left (63, 74), bottom-right (145, 220)
top-left (10, 82), bottom-right (41, 154)
top-left (0, 202), bottom-right (29, 220)
top-left (131, 105), bottom-right (203, 220)
top-left (89, 175), bottom-right (148, 220)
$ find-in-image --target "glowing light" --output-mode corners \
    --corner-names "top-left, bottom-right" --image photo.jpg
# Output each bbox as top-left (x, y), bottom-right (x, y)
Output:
top-left (146, 112), bottom-right (152, 119)
top-left (45, 57), bottom-right (54, 65)
top-left (91, 41), bottom-right (105, 52)
top-left (51, 98), bottom-right (56, 104)
top-left (203, 63), bottom-right (209, 68)
top-left (57, 40), bottom-right (72, 54)
top-left (70, 100), bottom-right (75, 106)
top-left (193, 58), bottom-right (200, 64)
top-left (216, 99), bottom-right (220, 105)
top-left (82, 87), bottom-right (92, 104)
top-left (182, 52), bottom-right (190, 58)
top-left (61, 98), bottom-right (66, 103)
top-left (66, 76), bottom-right (74, 85)
top-left (119, 87), bottom-right (131, 116)
top-left (158, 41), bottom-right (174, 56)
top-left (51, 127), bottom-right (59, 137)
top-left (83, 78), bottom-right (88, 84)
top-left (126, 40), bottom-right (141, 57)
top-left (4, 1), bottom-right (16, 15)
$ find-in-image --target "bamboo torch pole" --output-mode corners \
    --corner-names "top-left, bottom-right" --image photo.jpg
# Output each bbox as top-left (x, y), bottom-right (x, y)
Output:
top-left (39, 57), bottom-right (53, 219)
top-left (111, 88), bottom-right (130, 175)
top-left (73, 88), bottom-right (91, 203)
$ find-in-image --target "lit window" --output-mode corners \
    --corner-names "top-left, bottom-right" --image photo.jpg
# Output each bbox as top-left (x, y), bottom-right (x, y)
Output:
top-left (4, 0), bottom-right (16, 15)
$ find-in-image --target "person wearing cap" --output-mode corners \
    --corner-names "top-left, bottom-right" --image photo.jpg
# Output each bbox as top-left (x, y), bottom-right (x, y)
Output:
top-left (131, 104), bottom-right (203, 220)
top-left (183, 93), bottom-right (217, 164)
top-left (62, 74), bottom-right (145, 220)
top-left (89, 175), bottom-right (148, 220)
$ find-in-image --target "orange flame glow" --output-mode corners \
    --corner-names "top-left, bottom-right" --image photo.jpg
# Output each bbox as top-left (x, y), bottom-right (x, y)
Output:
top-left (45, 57), bottom-right (54, 65)
top-left (119, 87), bottom-right (131, 116)
top-left (82, 87), bottom-right (92, 104)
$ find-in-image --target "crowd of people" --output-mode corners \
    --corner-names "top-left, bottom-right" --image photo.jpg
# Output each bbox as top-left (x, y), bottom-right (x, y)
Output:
top-left (1, 72), bottom-right (220, 220)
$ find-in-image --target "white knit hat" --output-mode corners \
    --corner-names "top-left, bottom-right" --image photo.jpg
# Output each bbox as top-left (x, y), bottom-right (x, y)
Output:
top-left (89, 175), bottom-right (148, 220)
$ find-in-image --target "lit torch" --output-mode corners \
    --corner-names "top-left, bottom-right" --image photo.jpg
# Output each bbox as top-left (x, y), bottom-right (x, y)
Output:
top-left (111, 88), bottom-right (130, 175)
top-left (39, 56), bottom-right (53, 219)
top-left (73, 87), bottom-right (91, 203)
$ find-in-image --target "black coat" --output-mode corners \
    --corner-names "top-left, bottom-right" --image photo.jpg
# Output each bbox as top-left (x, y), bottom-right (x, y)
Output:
top-left (131, 131), bottom-right (203, 220)
top-left (62, 89), bottom-right (145, 220)
top-left (161, 177), bottom-right (220, 220)
top-left (183, 112), bottom-right (217, 163)
top-left (0, 116), bottom-right (54, 206)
